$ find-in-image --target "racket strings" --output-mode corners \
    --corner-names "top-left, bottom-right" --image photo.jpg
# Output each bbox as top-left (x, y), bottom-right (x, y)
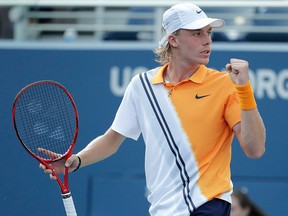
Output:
top-left (14, 83), bottom-right (77, 161)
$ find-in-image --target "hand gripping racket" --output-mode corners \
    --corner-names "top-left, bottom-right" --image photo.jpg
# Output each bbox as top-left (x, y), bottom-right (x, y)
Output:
top-left (12, 80), bottom-right (78, 216)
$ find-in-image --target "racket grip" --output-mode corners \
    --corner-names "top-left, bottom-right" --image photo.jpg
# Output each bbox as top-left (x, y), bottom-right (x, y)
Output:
top-left (62, 192), bottom-right (77, 216)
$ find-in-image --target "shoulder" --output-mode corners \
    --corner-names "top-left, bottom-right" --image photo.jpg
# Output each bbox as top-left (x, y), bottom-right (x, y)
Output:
top-left (126, 67), bottom-right (159, 92)
top-left (206, 67), bottom-right (234, 85)
top-left (204, 67), bottom-right (236, 96)
top-left (130, 67), bottom-right (160, 84)
top-left (206, 67), bottom-right (229, 77)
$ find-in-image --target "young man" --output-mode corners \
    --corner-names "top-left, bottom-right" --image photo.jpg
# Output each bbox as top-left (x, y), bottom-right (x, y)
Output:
top-left (41, 3), bottom-right (266, 215)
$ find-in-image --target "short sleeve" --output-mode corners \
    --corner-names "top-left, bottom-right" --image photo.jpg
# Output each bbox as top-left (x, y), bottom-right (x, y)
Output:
top-left (111, 78), bottom-right (141, 140)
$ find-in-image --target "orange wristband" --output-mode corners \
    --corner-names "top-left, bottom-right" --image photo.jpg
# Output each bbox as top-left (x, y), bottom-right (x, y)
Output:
top-left (235, 81), bottom-right (257, 110)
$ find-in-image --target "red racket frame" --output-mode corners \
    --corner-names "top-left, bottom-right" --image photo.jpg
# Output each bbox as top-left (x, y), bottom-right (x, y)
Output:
top-left (12, 80), bottom-right (79, 194)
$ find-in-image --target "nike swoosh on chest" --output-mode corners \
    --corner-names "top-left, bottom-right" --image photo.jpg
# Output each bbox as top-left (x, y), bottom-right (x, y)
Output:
top-left (195, 94), bottom-right (211, 99)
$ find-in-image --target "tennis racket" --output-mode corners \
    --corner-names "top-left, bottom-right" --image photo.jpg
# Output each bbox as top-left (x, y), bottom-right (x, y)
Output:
top-left (12, 80), bottom-right (79, 216)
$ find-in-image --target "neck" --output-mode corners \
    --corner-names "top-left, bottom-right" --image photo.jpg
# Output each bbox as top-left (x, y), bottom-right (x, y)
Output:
top-left (165, 63), bottom-right (200, 83)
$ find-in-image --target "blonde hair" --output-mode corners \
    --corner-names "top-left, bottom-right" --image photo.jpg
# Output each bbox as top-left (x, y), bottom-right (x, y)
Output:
top-left (154, 43), bottom-right (172, 65)
top-left (154, 29), bottom-right (180, 65)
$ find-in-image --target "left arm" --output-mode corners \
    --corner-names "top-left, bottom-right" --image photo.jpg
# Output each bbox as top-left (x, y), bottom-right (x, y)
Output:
top-left (233, 110), bottom-right (266, 158)
top-left (227, 58), bottom-right (266, 158)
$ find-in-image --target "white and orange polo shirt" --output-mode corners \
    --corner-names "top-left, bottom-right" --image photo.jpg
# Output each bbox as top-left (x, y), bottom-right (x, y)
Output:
top-left (111, 64), bottom-right (241, 216)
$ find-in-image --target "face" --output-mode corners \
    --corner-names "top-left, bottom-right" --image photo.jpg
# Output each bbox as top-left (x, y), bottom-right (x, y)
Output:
top-left (168, 25), bottom-right (212, 65)
top-left (231, 195), bottom-right (250, 216)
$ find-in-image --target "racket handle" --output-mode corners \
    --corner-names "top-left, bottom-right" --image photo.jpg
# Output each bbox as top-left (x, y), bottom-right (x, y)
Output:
top-left (62, 192), bottom-right (77, 216)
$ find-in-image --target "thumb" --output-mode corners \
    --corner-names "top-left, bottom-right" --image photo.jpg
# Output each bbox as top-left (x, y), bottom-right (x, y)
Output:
top-left (226, 63), bottom-right (232, 72)
top-left (65, 155), bottom-right (77, 167)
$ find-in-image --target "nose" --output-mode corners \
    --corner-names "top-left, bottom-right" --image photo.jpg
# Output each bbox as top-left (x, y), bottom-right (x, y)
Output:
top-left (202, 33), bottom-right (212, 46)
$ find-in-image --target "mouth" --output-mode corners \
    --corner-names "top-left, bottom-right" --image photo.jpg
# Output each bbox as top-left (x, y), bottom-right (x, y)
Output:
top-left (201, 50), bottom-right (210, 54)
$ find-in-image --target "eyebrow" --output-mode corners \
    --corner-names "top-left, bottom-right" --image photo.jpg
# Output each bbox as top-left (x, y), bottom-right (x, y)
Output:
top-left (192, 27), bottom-right (213, 31)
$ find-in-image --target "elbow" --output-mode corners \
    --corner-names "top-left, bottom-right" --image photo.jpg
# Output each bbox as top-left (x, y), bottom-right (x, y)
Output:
top-left (111, 146), bottom-right (119, 155)
top-left (241, 132), bottom-right (266, 159)
top-left (245, 145), bottom-right (266, 159)
top-left (111, 142), bottom-right (121, 156)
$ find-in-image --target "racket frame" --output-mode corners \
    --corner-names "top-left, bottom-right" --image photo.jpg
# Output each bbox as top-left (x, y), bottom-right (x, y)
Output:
top-left (12, 80), bottom-right (79, 194)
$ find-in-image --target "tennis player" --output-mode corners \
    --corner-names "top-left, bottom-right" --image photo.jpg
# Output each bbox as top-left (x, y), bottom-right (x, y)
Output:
top-left (41, 3), bottom-right (266, 215)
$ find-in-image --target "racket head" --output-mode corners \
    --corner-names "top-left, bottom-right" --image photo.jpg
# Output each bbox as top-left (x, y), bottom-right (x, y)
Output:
top-left (12, 80), bottom-right (79, 163)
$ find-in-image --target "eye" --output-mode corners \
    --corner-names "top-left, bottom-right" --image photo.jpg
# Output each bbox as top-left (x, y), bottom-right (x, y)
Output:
top-left (193, 32), bottom-right (201, 37)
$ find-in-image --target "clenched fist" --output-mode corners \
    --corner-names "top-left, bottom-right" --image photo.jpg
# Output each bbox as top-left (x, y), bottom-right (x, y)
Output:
top-left (226, 58), bottom-right (250, 85)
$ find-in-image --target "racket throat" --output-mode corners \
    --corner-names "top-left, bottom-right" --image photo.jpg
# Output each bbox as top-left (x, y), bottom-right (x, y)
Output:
top-left (62, 192), bottom-right (72, 199)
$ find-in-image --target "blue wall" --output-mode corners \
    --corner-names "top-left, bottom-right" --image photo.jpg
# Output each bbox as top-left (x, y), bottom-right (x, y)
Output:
top-left (0, 42), bottom-right (287, 215)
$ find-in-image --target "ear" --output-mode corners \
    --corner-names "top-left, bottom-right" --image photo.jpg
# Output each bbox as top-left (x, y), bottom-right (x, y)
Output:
top-left (168, 34), bottom-right (178, 48)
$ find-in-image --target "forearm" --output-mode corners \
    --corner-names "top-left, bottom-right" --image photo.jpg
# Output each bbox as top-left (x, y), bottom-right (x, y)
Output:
top-left (240, 108), bottom-right (266, 158)
top-left (76, 128), bottom-right (125, 168)
top-left (227, 59), bottom-right (266, 158)
top-left (234, 81), bottom-right (266, 158)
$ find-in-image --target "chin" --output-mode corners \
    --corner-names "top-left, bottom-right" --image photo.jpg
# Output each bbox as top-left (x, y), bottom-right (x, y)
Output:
top-left (200, 59), bottom-right (210, 65)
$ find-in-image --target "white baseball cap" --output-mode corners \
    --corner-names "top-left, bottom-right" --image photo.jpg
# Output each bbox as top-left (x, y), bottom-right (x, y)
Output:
top-left (159, 3), bottom-right (225, 47)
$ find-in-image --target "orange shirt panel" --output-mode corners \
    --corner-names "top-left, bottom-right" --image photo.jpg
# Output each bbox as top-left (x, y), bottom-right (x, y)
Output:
top-left (153, 64), bottom-right (241, 199)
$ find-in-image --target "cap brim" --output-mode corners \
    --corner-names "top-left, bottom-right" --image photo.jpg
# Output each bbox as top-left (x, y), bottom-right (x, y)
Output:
top-left (182, 18), bottom-right (225, 30)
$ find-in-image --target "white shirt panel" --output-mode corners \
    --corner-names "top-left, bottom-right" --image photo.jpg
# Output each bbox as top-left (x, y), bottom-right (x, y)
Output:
top-left (112, 69), bottom-right (208, 215)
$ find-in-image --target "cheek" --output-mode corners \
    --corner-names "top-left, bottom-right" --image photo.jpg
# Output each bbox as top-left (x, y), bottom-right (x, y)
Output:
top-left (181, 43), bottom-right (197, 55)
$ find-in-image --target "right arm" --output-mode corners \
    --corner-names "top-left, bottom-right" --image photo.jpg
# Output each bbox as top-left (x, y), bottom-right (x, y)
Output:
top-left (40, 128), bottom-right (126, 178)
top-left (70, 128), bottom-right (126, 168)
top-left (41, 75), bottom-right (139, 177)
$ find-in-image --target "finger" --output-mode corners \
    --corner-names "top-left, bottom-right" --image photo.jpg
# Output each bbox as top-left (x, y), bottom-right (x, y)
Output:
top-left (38, 148), bottom-right (60, 159)
top-left (38, 148), bottom-right (62, 160)
top-left (39, 163), bottom-right (53, 173)
top-left (226, 63), bottom-right (232, 72)
top-left (50, 173), bottom-right (57, 180)
top-left (44, 169), bottom-right (53, 174)
top-left (42, 166), bottom-right (53, 174)
top-left (39, 163), bottom-right (48, 171)
top-left (230, 65), bottom-right (241, 74)
top-left (226, 64), bottom-right (240, 74)
top-left (230, 59), bottom-right (249, 70)
top-left (230, 58), bottom-right (246, 64)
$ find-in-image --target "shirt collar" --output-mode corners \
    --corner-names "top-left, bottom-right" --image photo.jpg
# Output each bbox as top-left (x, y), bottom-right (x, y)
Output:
top-left (152, 64), bottom-right (207, 84)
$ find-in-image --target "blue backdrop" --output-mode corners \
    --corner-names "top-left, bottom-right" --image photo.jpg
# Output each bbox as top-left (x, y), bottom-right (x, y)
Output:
top-left (0, 42), bottom-right (287, 216)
